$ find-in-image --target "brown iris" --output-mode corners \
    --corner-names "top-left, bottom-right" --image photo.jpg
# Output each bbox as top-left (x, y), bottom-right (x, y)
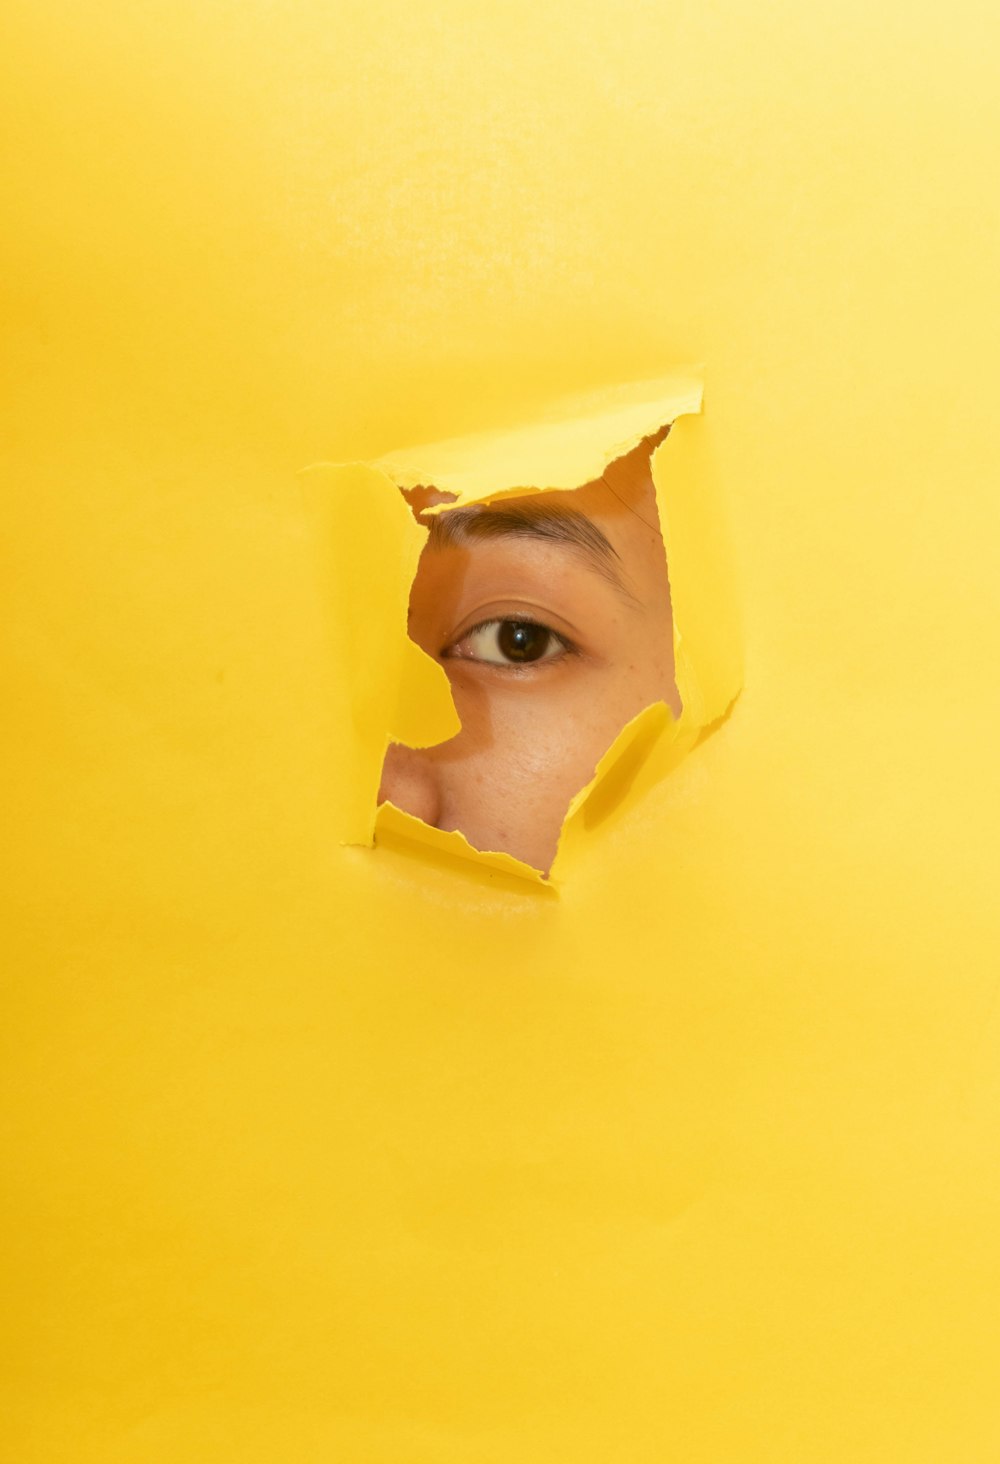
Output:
top-left (497, 620), bottom-right (553, 662)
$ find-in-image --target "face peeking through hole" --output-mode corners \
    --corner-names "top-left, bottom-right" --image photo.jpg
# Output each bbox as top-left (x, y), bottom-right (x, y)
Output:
top-left (377, 431), bottom-right (680, 874)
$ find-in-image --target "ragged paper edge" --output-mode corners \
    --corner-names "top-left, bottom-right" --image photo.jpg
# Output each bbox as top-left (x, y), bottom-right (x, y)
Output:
top-left (369, 371), bottom-right (704, 506)
top-left (306, 368), bottom-right (742, 889)
top-left (299, 461), bottom-right (461, 848)
top-left (548, 700), bottom-right (684, 882)
top-left (374, 801), bottom-right (551, 890)
top-left (651, 407), bottom-right (744, 736)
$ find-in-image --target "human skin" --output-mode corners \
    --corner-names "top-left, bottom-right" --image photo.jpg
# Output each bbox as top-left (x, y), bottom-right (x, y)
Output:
top-left (377, 431), bottom-right (680, 873)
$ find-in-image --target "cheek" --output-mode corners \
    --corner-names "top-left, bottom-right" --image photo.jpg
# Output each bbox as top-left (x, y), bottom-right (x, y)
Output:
top-left (431, 672), bottom-right (629, 859)
top-left (426, 622), bottom-right (676, 870)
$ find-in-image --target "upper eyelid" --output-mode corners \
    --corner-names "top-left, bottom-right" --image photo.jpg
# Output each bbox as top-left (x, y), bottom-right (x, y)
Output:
top-left (465, 614), bottom-right (567, 639)
top-left (446, 605), bottom-right (579, 645)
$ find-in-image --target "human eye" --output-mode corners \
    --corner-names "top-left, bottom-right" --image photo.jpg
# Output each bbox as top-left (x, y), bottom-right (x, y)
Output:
top-left (443, 617), bottom-right (573, 667)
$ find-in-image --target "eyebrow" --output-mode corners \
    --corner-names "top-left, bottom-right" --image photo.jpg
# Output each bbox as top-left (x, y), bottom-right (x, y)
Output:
top-left (426, 500), bottom-right (634, 597)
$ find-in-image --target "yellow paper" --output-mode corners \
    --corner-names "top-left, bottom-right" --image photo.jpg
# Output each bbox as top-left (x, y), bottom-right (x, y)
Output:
top-left (5, 0), bottom-right (1000, 1460)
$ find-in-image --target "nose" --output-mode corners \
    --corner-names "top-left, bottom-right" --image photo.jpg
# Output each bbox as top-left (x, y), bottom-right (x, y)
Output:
top-left (377, 741), bottom-right (442, 829)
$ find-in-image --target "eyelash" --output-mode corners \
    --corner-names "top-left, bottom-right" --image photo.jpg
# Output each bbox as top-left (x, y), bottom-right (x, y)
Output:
top-left (442, 617), bottom-right (575, 668)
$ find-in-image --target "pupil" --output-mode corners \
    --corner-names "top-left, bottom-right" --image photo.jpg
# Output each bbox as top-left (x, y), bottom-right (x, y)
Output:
top-left (498, 620), bottom-right (549, 663)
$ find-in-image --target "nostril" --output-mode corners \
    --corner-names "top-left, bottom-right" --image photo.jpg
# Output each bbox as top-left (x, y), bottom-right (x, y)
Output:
top-left (377, 741), bottom-right (442, 829)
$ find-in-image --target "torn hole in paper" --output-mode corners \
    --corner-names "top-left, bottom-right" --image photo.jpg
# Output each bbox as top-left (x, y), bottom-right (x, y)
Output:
top-left (302, 371), bottom-right (742, 889)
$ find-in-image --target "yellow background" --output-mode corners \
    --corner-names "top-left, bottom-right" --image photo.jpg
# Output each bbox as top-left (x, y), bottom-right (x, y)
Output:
top-left (4, 1), bottom-right (1000, 1458)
